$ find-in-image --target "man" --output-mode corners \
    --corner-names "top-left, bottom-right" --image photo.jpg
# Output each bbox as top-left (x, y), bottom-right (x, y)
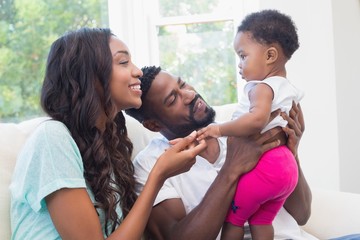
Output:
top-left (125, 66), bottom-right (314, 240)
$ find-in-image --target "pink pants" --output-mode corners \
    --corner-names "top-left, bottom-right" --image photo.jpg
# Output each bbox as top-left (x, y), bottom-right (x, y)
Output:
top-left (225, 145), bottom-right (298, 226)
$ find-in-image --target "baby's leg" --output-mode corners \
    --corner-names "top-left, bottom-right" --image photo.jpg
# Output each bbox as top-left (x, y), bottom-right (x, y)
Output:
top-left (250, 225), bottom-right (273, 240)
top-left (220, 222), bottom-right (245, 240)
top-left (248, 197), bottom-right (285, 240)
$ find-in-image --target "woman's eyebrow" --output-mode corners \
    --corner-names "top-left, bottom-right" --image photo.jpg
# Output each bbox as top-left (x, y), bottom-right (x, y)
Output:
top-left (113, 50), bottom-right (129, 57)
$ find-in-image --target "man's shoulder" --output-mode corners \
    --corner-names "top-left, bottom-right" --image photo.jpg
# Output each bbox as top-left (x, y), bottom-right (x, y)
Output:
top-left (133, 135), bottom-right (169, 164)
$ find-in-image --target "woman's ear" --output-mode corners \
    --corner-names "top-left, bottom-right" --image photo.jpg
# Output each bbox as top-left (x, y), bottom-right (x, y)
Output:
top-left (266, 47), bottom-right (278, 64)
top-left (142, 119), bottom-right (162, 132)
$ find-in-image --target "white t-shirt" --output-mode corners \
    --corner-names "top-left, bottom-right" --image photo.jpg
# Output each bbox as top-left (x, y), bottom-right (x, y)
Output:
top-left (232, 76), bottom-right (304, 133)
top-left (133, 135), bottom-right (318, 240)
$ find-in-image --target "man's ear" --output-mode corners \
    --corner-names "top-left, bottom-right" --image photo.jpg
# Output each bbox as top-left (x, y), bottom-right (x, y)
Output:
top-left (142, 119), bottom-right (162, 132)
top-left (266, 47), bottom-right (278, 64)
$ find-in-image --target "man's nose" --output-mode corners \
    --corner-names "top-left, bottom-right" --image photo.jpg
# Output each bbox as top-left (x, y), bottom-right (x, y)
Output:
top-left (182, 89), bottom-right (195, 105)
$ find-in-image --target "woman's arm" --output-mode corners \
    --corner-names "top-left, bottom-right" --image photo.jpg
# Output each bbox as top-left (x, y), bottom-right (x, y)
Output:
top-left (46, 131), bottom-right (206, 240)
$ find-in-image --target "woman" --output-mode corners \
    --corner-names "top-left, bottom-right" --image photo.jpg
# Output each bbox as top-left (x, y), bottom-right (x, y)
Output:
top-left (10, 27), bottom-right (206, 239)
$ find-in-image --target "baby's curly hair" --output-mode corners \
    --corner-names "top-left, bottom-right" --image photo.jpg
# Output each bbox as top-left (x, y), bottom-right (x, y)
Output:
top-left (238, 9), bottom-right (299, 59)
top-left (125, 66), bottom-right (161, 123)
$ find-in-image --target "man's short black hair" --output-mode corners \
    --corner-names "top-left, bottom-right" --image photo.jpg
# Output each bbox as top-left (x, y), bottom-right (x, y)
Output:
top-left (237, 9), bottom-right (299, 59)
top-left (125, 66), bottom-right (161, 123)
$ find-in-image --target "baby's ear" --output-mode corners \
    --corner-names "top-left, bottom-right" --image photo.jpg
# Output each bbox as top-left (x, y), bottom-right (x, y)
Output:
top-left (266, 47), bottom-right (278, 63)
top-left (142, 119), bottom-right (162, 132)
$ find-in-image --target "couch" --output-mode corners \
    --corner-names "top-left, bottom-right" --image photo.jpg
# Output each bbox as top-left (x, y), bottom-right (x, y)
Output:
top-left (1, 103), bottom-right (360, 240)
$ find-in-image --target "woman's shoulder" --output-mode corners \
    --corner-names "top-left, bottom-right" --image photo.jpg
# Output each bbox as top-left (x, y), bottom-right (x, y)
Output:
top-left (17, 119), bottom-right (82, 174)
top-left (35, 119), bottom-right (70, 136)
top-left (26, 119), bottom-right (74, 149)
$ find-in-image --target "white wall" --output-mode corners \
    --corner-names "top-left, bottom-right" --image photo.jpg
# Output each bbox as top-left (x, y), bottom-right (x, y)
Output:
top-left (332, 0), bottom-right (360, 194)
top-left (249, 0), bottom-right (360, 194)
top-left (109, 0), bottom-right (360, 194)
top-left (254, 0), bottom-right (340, 191)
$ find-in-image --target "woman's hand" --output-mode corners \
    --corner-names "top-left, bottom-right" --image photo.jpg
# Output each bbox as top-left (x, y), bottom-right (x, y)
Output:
top-left (154, 131), bottom-right (207, 181)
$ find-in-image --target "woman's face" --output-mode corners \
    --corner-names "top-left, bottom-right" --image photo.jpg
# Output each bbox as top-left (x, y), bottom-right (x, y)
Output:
top-left (109, 36), bottom-right (143, 111)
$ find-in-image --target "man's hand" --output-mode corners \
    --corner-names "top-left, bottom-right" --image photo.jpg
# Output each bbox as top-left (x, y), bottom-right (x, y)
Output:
top-left (281, 101), bottom-right (305, 158)
top-left (224, 129), bottom-right (281, 177)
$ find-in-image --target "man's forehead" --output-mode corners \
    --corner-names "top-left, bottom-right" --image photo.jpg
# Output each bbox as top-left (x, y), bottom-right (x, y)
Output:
top-left (146, 71), bottom-right (175, 103)
top-left (151, 71), bottom-right (178, 90)
top-left (156, 71), bottom-right (177, 83)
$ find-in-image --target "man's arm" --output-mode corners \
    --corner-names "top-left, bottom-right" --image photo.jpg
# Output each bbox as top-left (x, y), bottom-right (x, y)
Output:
top-left (146, 199), bottom-right (187, 240)
top-left (283, 156), bottom-right (312, 225)
top-left (146, 132), bottom-right (281, 240)
top-left (282, 102), bottom-right (312, 225)
top-left (146, 172), bottom-right (238, 240)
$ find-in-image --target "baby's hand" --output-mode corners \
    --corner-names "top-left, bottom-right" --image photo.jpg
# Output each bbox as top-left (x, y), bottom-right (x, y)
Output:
top-left (197, 123), bottom-right (221, 141)
top-left (169, 131), bottom-right (200, 147)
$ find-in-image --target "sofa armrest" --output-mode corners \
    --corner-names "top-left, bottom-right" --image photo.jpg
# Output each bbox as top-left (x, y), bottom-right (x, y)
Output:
top-left (302, 188), bottom-right (360, 239)
top-left (0, 117), bottom-right (50, 240)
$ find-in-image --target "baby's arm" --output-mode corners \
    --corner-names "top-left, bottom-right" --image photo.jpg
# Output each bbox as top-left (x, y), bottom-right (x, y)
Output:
top-left (198, 83), bottom-right (273, 140)
top-left (197, 123), bottom-right (222, 139)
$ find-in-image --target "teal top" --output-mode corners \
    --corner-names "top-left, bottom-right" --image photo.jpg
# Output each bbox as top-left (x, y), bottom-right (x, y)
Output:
top-left (10, 120), bottom-right (122, 239)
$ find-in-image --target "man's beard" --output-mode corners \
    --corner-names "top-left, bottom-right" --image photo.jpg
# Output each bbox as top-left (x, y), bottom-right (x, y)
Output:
top-left (166, 94), bottom-right (216, 138)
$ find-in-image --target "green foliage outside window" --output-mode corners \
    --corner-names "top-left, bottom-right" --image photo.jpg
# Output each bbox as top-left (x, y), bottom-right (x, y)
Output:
top-left (158, 21), bottom-right (237, 106)
top-left (0, 0), bottom-right (108, 122)
top-left (158, 0), bottom-right (238, 106)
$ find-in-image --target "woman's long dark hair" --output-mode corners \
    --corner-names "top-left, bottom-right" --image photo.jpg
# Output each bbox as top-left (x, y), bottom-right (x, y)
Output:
top-left (41, 27), bottom-right (137, 235)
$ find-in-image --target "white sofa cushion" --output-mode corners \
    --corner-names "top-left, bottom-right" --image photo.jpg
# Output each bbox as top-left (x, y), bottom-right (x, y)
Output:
top-left (302, 188), bottom-right (360, 239)
top-left (0, 117), bottom-right (49, 240)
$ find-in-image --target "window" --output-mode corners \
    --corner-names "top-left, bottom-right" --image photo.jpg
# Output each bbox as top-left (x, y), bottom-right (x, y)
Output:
top-left (157, 20), bottom-right (237, 105)
top-left (153, 0), bottom-right (244, 106)
top-left (0, 0), bottom-right (108, 122)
